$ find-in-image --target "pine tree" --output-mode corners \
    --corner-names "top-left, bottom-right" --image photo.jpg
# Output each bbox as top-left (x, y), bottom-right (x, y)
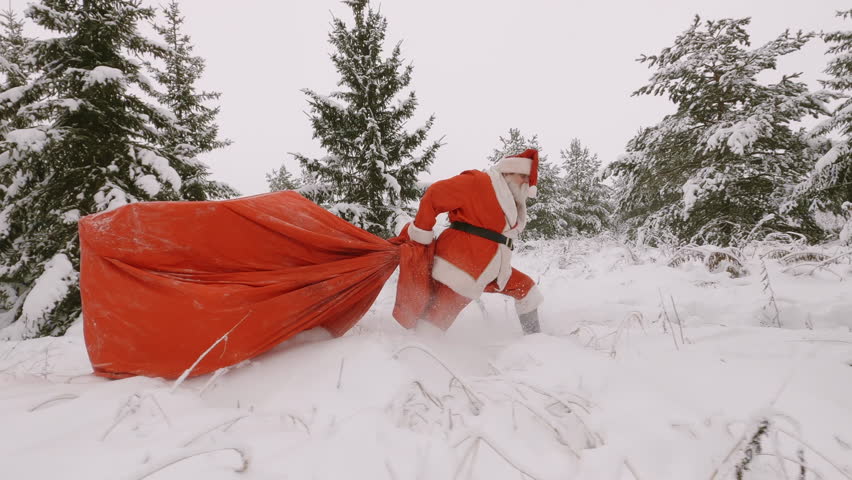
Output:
top-left (786, 9), bottom-right (852, 242)
top-left (606, 17), bottom-right (831, 246)
top-left (560, 138), bottom-right (611, 235)
top-left (294, 0), bottom-right (441, 237)
top-left (0, 0), bottom-right (192, 339)
top-left (488, 128), bottom-right (541, 164)
top-left (0, 6), bottom-right (34, 134)
top-left (149, 0), bottom-right (236, 200)
top-left (266, 163), bottom-right (301, 191)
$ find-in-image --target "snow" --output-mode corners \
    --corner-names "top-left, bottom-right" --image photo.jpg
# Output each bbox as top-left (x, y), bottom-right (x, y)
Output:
top-left (61, 209), bottom-right (80, 224)
top-left (0, 254), bottom-right (77, 341)
top-left (57, 98), bottom-right (83, 112)
top-left (841, 219), bottom-right (852, 244)
top-left (0, 85), bottom-right (28, 105)
top-left (4, 169), bottom-right (31, 198)
top-left (1, 238), bottom-right (851, 479)
top-left (382, 173), bottom-right (401, 197)
top-left (5, 128), bottom-right (49, 153)
top-left (82, 66), bottom-right (126, 87)
top-left (135, 174), bottom-right (162, 197)
top-left (136, 148), bottom-right (182, 191)
top-left (814, 141), bottom-right (848, 173)
top-left (705, 115), bottom-right (769, 155)
top-left (680, 168), bottom-right (725, 219)
top-left (314, 94), bottom-right (346, 110)
top-left (0, 204), bottom-right (13, 238)
top-left (94, 186), bottom-right (129, 212)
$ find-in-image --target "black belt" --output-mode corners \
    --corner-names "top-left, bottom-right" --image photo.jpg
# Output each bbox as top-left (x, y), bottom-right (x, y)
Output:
top-left (449, 221), bottom-right (514, 250)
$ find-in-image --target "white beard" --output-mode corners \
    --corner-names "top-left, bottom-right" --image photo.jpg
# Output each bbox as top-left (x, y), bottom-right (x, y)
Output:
top-left (506, 180), bottom-right (529, 204)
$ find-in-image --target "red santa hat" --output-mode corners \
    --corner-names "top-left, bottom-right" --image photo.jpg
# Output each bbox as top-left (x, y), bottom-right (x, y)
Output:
top-left (496, 148), bottom-right (539, 198)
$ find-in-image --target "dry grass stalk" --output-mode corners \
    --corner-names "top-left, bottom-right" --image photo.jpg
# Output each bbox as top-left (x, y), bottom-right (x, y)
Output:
top-left (336, 358), bottom-right (345, 390)
top-left (611, 311), bottom-right (647, 357)
top-left (101, 392), bottom-right (171, 441)
top-left (760, 259), bottom-right (782, 328)
top-left (172, 311), bottom-right (252, 392)
top-left (780, 252), bottom-right (831, 266)
top-left (667, 247), bottom-right (706, 268)
top-left (129, 446), bottom-right (249, 480)
top-left (710, 417), bottom-right (771, 480)
top-left (762, 248), bottom-right (792, 260)
top-left (667, 246), bottom-right (747, 277)
top-left (670, 295), bottom-right (688, 345)
top-left (706, 250), bottom-right (748, 278)
top-left (775, 428), bottom-right (852, 480)
top-left (658, 290), bottom-right (680, 350)
top-left (394, 344), bottom-right (483, 414)
top-left (181, 415), bottom-right (248, 447)
top-left (624, 458), bottom-right (643, 480)
top-left (28, 393), bottom-right (78, 412)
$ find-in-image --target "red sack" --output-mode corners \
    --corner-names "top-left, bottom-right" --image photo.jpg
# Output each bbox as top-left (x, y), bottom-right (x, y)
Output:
top-left (80, 191), bottom-right (433, 379)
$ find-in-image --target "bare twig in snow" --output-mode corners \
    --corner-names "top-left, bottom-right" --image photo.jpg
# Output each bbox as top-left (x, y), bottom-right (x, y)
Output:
top-left (776, 428), bottom-right (852, 480)
top-left (127, 446), bottom-right (249, 480)
top-left (172, 311), bottom-right (252, 392)
top-left (28, 393), bottom-right (78, 412)
top-left (453, 437), bottom-right (480, 480)
top-left (412, 380), bottom-right (443, 409)
top-left (478, 435), bottom-right (542, 480)
top-left (394, 344), bottom-right (483, 414)
top-left (611, 311), bottom-right (647, 357)
top-left (181, 415), bottom-right (248, 447)
top-left (198, 366), bottom-right (230, 396)
top-left (760, 259), bottom-right (782, 328)
top-left (149, 394), bottom-right (173, 428)
top-left (336, 358), bottom-right (345, 390)
top-left (624, 458), bottom-right (643, 480)
top-left (283, 413), bottom-right (310, 434)
top-left (670, 295), bottom-right (687, 345)
top-left (510, 399), bottom-right (580, 457)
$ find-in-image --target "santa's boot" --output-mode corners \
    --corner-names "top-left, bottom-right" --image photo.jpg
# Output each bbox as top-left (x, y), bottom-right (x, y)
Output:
top-left (519, 309), bottom-right (540, 334)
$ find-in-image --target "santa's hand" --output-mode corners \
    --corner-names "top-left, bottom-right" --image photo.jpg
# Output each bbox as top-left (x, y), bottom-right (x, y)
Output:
top-left (406, 222), bottom-right (433, 245)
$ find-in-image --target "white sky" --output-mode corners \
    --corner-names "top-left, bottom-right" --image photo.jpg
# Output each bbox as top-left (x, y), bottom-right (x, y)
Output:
top-left (57, 1), bottom-right (852, 195)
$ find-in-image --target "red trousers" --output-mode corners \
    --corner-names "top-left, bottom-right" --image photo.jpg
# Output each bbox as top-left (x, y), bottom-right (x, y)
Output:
top-left (422, 268), bottom-right (536, 330)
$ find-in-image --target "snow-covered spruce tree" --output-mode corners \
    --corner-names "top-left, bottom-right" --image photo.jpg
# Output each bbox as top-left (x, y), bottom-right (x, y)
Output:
top-left (786, 9), bottom-right (852, 243)
top-left (294, 0), bottom-right (441, 237)
top-left (0, 0), bottom-right (188, 339)
top-left (559, 138), bottom-right (612, 236)
top-left (488, 128), bottom-right (571, 240)
top-left (0, 6), bottom-right (35, 135)
top-left (606, 17), bottom-right (831, 247)
top-left (266, 164), bottom-right (301, 191)
top-left (149, 0), bottom-right (236, 201)
top-left (487, 128), bottom-right (541, 165)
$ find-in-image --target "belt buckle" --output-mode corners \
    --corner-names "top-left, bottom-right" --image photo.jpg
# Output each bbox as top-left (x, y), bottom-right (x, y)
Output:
top-left (506, 238), bottom-right (514, 250)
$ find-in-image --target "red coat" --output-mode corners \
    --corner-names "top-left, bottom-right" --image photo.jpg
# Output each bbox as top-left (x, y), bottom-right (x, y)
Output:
top-left (408, 168), bottom-right (526, 299)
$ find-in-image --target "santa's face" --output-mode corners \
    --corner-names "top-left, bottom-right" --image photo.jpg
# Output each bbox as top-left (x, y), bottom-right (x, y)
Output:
top-left (503, 173), bottom-right (530, 187)
top-left (504, 173), bottom-right (530, 202)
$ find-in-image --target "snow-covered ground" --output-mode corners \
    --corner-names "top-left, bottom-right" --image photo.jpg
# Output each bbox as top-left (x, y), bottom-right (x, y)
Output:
top-left (1, 237), bottom-right (851, 479)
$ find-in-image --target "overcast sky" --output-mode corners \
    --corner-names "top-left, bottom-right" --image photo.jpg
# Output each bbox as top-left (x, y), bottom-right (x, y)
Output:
top-left (164, 1), bottom-right (848, 195)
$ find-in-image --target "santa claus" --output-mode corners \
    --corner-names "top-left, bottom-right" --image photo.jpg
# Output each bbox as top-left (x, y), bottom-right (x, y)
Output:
top-left (405, 148), bottom-right (544, 333)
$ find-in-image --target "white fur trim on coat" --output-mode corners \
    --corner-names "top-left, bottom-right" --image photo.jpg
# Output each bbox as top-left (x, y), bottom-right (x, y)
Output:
top-left (487, 167), bottom-right (520, 228)
top-left (497, 156), bottom-right (532, 175)
top-left (432, 254), bottom-right (501, 299)
top-left (515, 285), bottom-right (544, 315)
top-left (407, 222), bottom-right (433, 245)
top-left (487, 167), bottom-right (529, 291)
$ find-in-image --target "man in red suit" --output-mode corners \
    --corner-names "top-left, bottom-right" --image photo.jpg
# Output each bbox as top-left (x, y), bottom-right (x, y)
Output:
top-left (405, 149), bottom-right (544, 334)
